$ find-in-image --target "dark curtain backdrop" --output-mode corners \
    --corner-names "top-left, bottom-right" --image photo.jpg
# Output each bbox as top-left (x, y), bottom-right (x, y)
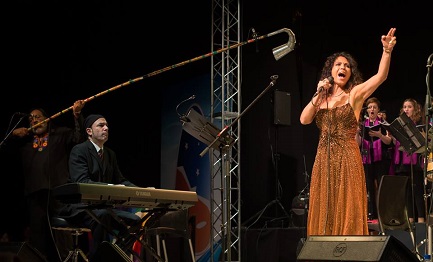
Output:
top-left (1, 0), bottom-right (432, 239)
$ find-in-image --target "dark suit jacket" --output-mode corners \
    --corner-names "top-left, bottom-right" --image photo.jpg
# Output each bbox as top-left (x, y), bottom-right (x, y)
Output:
top-left (68, 139), bottom-right (135, 186)
top-left (59, 139), bottom-right (136, 218)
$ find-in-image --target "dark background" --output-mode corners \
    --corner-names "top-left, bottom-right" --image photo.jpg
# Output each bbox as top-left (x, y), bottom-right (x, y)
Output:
top-left (1, 1), bottom-right (432, 240)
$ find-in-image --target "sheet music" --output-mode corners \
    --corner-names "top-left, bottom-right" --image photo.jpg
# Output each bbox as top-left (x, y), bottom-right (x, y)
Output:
top-left (381, 113), bottom-right (425, 154)
top-left (182, 108), bottom-right (233, 150)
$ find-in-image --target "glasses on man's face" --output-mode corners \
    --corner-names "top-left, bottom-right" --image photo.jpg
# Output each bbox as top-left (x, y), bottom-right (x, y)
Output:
top-left (29, 115), bottom-right (44, 121)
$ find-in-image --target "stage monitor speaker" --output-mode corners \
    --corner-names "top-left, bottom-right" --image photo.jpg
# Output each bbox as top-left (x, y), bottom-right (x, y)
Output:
top-left (297, 235), bottom-right (419, 261)
top-left (273, 90), bottom-right (291, 126)
top-left (0, 242), bottom-right (47, 262)
top-left (92, 241), bottom-right (131, 262)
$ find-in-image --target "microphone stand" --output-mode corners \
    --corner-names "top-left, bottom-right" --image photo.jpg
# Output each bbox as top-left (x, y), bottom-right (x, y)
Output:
top-left (0, 114), bottom-right (28, 149)
top-left (199, 75), bottom-right (279, 262)
top-left (422, 53), bottom-right (433, 257)
top-left (295, 155), bottom-right (310, 256)
top-left (263, 107), bottom-right (291, 226)
top-left (359, 111), bottom-right (374, 219)
top-left (200, 75), bottom-right (279, 157)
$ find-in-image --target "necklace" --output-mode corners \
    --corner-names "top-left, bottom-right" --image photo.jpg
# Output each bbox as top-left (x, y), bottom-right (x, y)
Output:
top-left (333, 90), bottom-right (345, 97)
top-left (33, 133), bottom-right (49, 151)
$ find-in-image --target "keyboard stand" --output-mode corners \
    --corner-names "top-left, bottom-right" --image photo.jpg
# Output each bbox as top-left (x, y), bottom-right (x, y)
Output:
top-left (85, 206), bottom-right (168, 262)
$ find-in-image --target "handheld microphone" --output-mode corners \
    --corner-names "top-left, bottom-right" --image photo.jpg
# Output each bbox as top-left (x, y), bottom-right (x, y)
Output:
top-left (313, 76), bottom-right (334, 97)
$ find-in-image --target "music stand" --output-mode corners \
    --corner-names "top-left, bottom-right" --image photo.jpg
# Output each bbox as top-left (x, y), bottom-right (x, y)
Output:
top-left (381, 112), bottom-right (425, 154)
top-left (182, 107), bottom-right (235, 262)
top-left (182, 75), bottom-right (279, 262)
top-left (182, 108), bottom-right (233, 152)
top-left (382, 112), bottom-right (426, 254)
top-left (424, 53), bottom-right (433, 258)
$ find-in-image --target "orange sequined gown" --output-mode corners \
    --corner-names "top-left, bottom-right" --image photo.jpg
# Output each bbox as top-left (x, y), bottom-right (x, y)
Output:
top-left (307, 103), bottom-right (369, 236)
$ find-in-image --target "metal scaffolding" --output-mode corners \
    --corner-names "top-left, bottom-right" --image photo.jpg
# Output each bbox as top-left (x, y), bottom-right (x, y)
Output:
top-left (210, 0), bottom-right (241, 261)
top-left (208, 2), bottom-right (296, 260)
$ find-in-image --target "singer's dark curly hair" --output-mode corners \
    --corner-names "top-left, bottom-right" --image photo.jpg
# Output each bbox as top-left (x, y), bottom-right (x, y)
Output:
top-left (319, 51), bottom-right (364, 95)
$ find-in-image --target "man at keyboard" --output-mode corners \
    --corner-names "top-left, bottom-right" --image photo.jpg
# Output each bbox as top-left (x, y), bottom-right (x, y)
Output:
top-left (59, 114), bottom-right (141, 260)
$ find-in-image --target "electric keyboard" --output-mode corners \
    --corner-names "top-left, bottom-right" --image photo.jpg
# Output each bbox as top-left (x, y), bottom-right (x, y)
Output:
top-left (53, 183), bottom-right (198, 210)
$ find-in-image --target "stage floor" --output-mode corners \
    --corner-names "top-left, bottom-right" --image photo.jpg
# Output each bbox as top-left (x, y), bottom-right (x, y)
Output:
top-left (241, 224), bottom-right (429, 262)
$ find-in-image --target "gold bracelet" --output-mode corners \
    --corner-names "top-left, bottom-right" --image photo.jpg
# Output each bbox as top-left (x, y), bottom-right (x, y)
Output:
top-left (383, 47), bottom-right (391, 53)
top-left (311, 98), bottom-right (319, 107)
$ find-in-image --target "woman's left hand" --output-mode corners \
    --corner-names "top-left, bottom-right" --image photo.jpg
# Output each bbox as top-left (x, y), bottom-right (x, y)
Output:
top-left (381, 28), bottom-right (397, 52)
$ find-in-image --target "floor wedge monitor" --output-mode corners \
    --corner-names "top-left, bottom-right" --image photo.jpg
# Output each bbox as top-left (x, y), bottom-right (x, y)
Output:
top-left (297, 235), bottom-right (419, 261)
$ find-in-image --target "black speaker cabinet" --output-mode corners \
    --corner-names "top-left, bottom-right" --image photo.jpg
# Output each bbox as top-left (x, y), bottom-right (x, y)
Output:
top-left (273, 90), bottom-right (291, 126)
top-left (0, 242), bottom-right (47, 262)
top-left (297, 235), bottom-right (419, 261)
